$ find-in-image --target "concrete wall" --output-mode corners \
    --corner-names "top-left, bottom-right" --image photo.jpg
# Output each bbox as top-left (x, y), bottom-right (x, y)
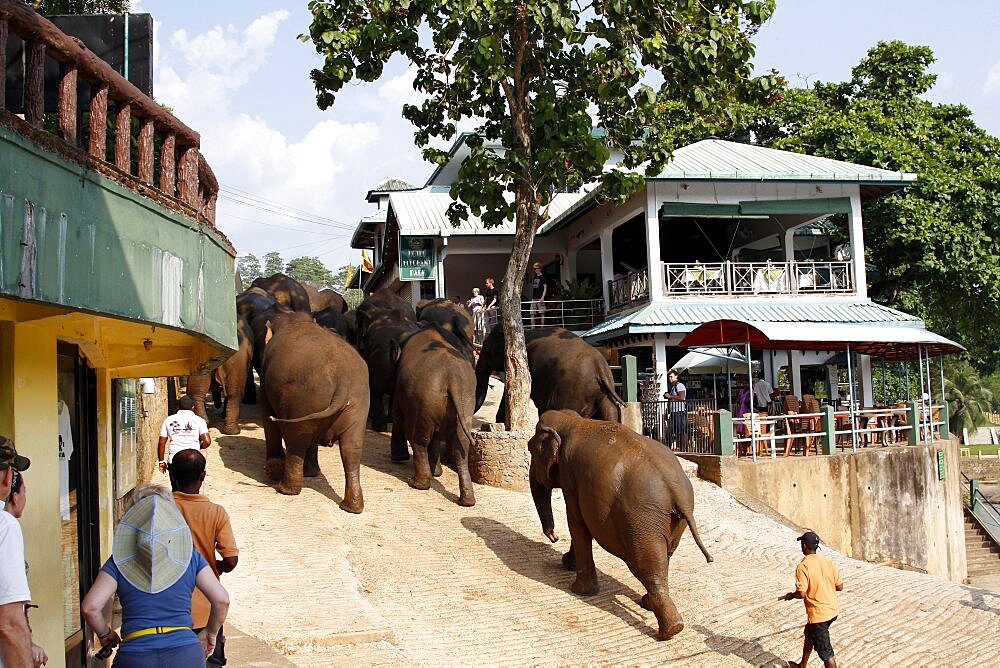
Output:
top-left (961, 457), bottom-right (1000, 481)
top-left (682, 442), bottom-right (967, 582)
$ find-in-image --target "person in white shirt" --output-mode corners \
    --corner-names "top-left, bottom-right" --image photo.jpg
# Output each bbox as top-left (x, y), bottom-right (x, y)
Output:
top-left (0, 436), bottom-right (42, 668)
top-left (158, 396), bottom-right (211, 485)
top-left (753, 374), bottom-right (775, 410)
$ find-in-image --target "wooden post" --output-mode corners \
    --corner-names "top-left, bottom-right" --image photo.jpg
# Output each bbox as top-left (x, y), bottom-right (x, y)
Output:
top-left (137, 119), bottom-right (154, 184)
top-left (114, 102), bottom-right (131, 173)
top-left (159, 133), bottom-right (176, 195)
top-left (178, 147), bottom-right (199, 206)
top-left (713, 409), bottom-right (734, 456)
top-left (0, 20), bottom-right (8, 109)
top-left (25, 41), bottom-right (45, 128)
top-left (89, 85), bottom-right (109, 159)
top-left (820, 404), bottom-right (836, 455)
top-left (58, 65), bottom-right (78, 144)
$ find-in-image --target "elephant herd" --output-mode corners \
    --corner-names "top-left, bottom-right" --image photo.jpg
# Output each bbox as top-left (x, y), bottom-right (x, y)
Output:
top-left (188, 273), bottom-right (713, 640)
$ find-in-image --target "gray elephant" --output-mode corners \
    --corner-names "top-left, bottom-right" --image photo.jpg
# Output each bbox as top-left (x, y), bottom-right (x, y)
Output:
top-left (527, 409), bottom-right (713, 640)
top-left (186, 317), bottom-right (254, 434)
top-left (361, 310), bottom-right (419, 431)
top-left (475, 326), bottom-right (623, 424)
top-left (390, 323), bottom-right (476, 506)
top-left (260, 311), bottom-right (369, 512)
top-left (416, 298), bottom-right (475, 349)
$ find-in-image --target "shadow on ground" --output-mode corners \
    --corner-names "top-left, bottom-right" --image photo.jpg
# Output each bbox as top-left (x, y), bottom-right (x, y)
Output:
top-left (461, 515), bottom-right (658, 640)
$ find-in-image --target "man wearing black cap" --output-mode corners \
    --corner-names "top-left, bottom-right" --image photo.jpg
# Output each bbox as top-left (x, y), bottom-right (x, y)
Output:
top-left (782, 531), bottom-right (843, 668)
top-left (0, 435), bottom-right (42, 667)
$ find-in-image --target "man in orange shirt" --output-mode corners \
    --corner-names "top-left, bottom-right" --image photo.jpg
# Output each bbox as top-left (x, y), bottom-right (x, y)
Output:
top-left (782, 531), bottom-right (843, 668)
top-left (172, 449), bottom-right (239, 666)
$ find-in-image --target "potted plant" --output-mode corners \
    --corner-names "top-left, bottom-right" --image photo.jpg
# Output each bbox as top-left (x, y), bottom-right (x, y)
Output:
top-left (557, 277), bottom-right (601, 329)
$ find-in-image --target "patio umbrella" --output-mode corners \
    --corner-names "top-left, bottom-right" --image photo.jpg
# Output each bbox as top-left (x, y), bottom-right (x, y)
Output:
top-left (674, 349), bottom-right (749, 375)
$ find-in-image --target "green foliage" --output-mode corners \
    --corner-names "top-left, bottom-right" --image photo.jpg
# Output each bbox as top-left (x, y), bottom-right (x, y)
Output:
top-left (944, 359), bottom-right (994, 436)
top-left (557, 277), bottom-right (600, 300)
top-left (262, 252), bottom-right (284, 277)
top-left (33, 0), bottom-right (129, 13)
top-left (236, 254), bottom-right (262, 290)
top-left (718, 41), bottom-right (1000, 371)
top-left (285, 256), bottom-right (334, 286)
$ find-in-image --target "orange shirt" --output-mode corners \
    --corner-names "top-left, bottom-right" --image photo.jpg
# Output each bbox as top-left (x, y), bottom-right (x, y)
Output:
top-left (795, 553), bottom-right (842, 623)
top-left (174, 491), bottom-right (239, 628)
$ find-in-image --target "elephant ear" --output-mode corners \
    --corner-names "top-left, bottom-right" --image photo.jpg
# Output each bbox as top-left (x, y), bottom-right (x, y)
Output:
top-left (530, 425), bottom-right (561, 471)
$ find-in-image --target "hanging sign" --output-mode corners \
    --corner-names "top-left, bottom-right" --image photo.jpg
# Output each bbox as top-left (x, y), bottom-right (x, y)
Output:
top-left (399, 236), bottom-right (436, 281)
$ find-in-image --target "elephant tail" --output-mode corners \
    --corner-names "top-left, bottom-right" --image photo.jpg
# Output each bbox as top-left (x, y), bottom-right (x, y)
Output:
top-left (447, 384), bottom-right (475, 446)
top-left (597, 372), bottom-right (626, 422)
top-left (679, 505), bottom-right (714, 563)
top-left (269, 391), bottom-right (347, 424)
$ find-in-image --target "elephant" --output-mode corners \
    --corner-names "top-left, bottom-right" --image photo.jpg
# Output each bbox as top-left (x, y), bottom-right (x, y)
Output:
top-left (251, 273), bottom-right (311, 312)
top-left (361, 310), bottom-right (419, 431)
top-left (302, 282), bottom-right (348, 314)
top-left (356, 288), bottom-right (417, 347)
top-left (390, 323), bottom-right (476, 506)
top-left (184, 317), bottom-right (254, 435)
top-left (259, 311), bottom-right (370, 511)
top-left (475, 326), bottom-right (623, 424)
top-left (236, 287), bottom-right (281, 404)
top-left (314, 305), bottom-right (355, 343)
top-left (236, 286), bottom-right (277, 322)
top-left (527, 409), bottom-right (714, 640)
top-left (416, 298), bottom-right (475, 349)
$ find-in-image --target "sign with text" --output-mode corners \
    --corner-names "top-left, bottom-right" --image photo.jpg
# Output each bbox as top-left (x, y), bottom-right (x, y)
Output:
top-left (399, 236), bottom-right (436, 281)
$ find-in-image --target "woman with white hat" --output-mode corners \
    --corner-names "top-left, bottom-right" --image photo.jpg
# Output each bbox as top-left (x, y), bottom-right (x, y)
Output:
top-left (81, 485), bottom-right (229, 666)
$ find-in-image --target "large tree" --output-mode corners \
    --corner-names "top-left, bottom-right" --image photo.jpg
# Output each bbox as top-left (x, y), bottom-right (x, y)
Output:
top-left (236, 254), bottom-right (262, 290)
top-left (730, 41), bottom-right (1000, 371)
top-left (285, 256), bottom-right (334, 286)
top-left (32, 0), bottom-right (129, 13)
top-left (262, 251), bottom-right (284, 277)
top-left (306, 0), bottom-right (778, 429)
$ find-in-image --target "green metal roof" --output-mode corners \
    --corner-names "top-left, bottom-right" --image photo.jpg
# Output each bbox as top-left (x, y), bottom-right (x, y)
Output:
top-left (365, 177), bottom-right (418, 202)
top-left (650, 140), bottom-right (918, 184)
top-left (583, 299), bottom-right (923, 344)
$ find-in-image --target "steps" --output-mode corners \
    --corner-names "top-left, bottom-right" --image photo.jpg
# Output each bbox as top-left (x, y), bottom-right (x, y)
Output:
top-left (964, 510), bottom-right (1000, 577)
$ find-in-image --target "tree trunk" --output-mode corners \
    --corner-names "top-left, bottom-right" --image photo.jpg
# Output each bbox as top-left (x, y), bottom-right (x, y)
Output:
top-left (500, 185), bottom-right (541, 431)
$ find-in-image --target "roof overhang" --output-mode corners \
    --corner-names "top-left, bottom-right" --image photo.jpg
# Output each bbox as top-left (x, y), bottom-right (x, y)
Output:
top-left (679, 319), bottom-right (963, 360)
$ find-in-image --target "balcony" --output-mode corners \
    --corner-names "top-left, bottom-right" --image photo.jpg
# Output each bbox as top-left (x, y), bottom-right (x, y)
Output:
top-left (480, 299), bottom-right (605, 342)
top-left (608, 268), bottom-right (650, 310)
top-left (663, 260), bottom-right (853, 297)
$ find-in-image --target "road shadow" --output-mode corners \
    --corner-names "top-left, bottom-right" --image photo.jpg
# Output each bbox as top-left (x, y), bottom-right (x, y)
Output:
top-left (461, 515), bottom-right (657, 640)
top-left (958, 583), bottom-right (1000, 615)
top-left (359, 432), bottom-right (463, 505)
top-left (688, 624), bottom-right (789, 667)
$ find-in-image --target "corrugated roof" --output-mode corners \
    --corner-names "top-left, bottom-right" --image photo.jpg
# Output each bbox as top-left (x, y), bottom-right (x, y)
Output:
top-left (368, 177), bottom-right (417, 193)
top-left (389, 189), bottom-right (588, 236)
top-left (350, 208), bottom-right (388, 248)
top-left (651, 140), bottom-right (918, 184)
top-left (583, 299), bottom-right (923, 344)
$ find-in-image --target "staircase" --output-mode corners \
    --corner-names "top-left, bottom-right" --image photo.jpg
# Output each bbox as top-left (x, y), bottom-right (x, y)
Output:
top-left (965, 510), bottom-right (1000, 578)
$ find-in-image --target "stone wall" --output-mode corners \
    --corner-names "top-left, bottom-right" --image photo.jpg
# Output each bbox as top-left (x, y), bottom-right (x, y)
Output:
top-left (961, 457), bottom-right (1000, 481)
top-left (681, 441), bottom-right (967, 582)
top-left (469, 430), bottom-right (533, 491)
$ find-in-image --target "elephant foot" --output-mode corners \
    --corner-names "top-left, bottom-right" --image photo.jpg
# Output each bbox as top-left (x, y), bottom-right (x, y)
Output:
top-left (561, 550), bottom-right (576, 571)
top-left (657, 620), bottom-right (684, 641)
top-left (408, 477), bottom-right (432, 491)
top-left (339, 497), bottom-right (364, 514)
top-left (275, 480), bottom-right (303, 496)
top-left (264, 458), bottom-right (285, 482)
top-left (457, 492), bottom-right (475, 507)
top-left (432, 462), bottom-right (443, 477)
top-left (639, 593), bottom-right (652, 611)
top-left (372, 420), bottom-right (388, 432)
top-left (303, 463), bottom-right (321, 478)
top-left (220, 424), bottom-right (240, 436)
top-left (570, 577), bottom-right (599, 596)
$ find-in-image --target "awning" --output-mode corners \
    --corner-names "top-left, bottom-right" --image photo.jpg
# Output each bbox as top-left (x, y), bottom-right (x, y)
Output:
top-left (679, 319), bottom-right (964, 360)
top-left (674, 349), bottom-right (749, 375)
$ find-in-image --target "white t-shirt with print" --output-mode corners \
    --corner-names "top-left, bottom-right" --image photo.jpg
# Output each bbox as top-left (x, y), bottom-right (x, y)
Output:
top-left (0, 500), bottom-right (31, 668)
top-left (159, 409), bottom-right (209, 462)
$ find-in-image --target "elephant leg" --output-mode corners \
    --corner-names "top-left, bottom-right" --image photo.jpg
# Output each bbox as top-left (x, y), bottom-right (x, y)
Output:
top-left (220, 381), bottom-right (243, 436)
top-left (428, 439), bottom-right (443, 477)
top-left (408, 442), bottom-right (433, 490)
top-left (276, 433), bottom-right (306, 495)
top-left (389, 400), bottom-right (410, 462)
top-left (370, 385), bottom-right (387, 432)
top-left (303, 442), bottom-right (321, 478)
top-left (211, 382), bottom-right (223, 411)
top-left (632, 544), bottom-right (683, 640)
top-left (336, 418), bottom-right (365, 514)
top-left (561, 545), bottom-right (576, 571)
top-left (449, 425), bottom-right (476, 507)
top-left (243, 369), bottom-right (257, 404)
top-left (261, 394), bottom-right (285, 482)
top-left (496, 387), bottom-right (508, 425)
top-left (566, 501), bottom-right (598, 595)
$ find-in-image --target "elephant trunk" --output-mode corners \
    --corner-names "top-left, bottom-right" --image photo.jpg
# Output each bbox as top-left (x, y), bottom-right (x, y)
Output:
top-left (530, 478), bottom-right (558, 543)
top-left (474, 359), bottom-right (492, 412)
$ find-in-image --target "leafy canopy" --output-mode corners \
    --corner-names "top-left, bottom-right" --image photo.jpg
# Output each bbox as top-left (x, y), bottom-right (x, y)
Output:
top-left (32, 0), bottom-right (129, 14)
top-left (262, 251), bottom-right (284, 277)
top-left (285, 256), bottom-right (335, 287)
top-left (306, 0), bottom-right (780, 229)
top-left (236, 254), bottom-right (262, 291)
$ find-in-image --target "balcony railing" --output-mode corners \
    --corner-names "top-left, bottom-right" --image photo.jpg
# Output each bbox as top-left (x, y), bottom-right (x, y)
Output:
top-left (664, 260), bottom-right (853, 296)
top-left (480, 299), bottom-right (605, 343)
top-left (0, 2), bottom-right (219, 225)
top-left (608, 268), bottom-right (649, 310)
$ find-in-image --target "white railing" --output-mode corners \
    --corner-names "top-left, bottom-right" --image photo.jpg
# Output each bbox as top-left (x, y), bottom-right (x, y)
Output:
top-left (663, 260), bottom-right (853, 296)
top-left (480, 299), bottom-right (605, 341)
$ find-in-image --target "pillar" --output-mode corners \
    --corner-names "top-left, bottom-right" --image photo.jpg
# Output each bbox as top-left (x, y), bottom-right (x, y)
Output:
top-left (599, 227), bottom-right (614, 308)
top-left (654, 333), bottom-right (669, 389)
top-left (435, 241), bottom-right (447, 299)
top-left (848, 191), bottom-right (868, 299)
top-left (858, 353), bottom-right (874, 408)
top-left (827, 364), bottom-right (839, 402)
top-left (645, 183), bottom-right (663, 301)
top-left (789, 349), bottom-right (803, 397)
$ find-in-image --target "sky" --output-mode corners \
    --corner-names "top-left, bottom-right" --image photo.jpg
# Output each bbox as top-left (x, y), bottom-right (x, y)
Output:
top-left (135, 1), bottom-right (1000, 272)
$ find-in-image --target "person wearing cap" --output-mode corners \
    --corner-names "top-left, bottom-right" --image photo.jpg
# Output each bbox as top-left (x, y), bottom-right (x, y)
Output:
top-left (81, 485), bottom-right (230, 667)
top-left (782, 531), bottom-right (843, 668)
top-left (171, 450), bottom-right (239, 666)
top-left (0, 436), bottom-right (42, 668)
top-left (157, 396), bottom-right (211, 484)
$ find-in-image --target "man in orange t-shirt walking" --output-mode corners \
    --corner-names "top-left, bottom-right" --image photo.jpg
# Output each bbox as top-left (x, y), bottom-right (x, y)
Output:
top-left (172, 449), bottom-right (239, 665)
top-left (782, 531), bottom-right (843, 668)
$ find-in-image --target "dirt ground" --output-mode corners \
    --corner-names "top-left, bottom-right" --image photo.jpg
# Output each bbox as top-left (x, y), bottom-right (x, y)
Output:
top-left (195, 400), bottom-right (1000, 666)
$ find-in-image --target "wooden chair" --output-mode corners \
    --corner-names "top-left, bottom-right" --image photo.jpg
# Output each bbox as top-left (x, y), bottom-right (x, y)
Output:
top-left (742, 412), bottom-right (772, 457)
top-left (796, 395), bottom-right (822, 455)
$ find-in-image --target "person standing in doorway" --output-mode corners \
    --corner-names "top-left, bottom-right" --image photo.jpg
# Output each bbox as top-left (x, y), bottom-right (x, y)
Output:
top-left (158, 396), bottom-right (211, 488)
top-left (662, 369), bottom-right (688, 449)
top-left (783, 531), bottom-right (843, 668)
top-left (171, 450), bottom-right (239, 666)
top-left (529, 262), bottom-right (550, 328)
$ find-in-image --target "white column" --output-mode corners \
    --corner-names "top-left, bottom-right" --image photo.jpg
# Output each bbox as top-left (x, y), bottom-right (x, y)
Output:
top-left (784, 228), bottom-right (796, 262)
top-left (848, 190), bottom-right (868, 299)
top-left (790, 349), bottom-right (803, 397)
top-left (599, 228), bottom-right (614, 307)
top-left (858, 353), bottom-right (874, 407)
top-left (435, 241), bottom-right (447, 299)
top-left (654, 333), bottom-right (669, 388)
top-left (645, 183), bottom-right (664, 301)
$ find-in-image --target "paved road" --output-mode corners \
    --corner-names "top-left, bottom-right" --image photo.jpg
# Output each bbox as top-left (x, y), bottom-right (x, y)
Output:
top-left (200, 408), bottom-right (1000, 666)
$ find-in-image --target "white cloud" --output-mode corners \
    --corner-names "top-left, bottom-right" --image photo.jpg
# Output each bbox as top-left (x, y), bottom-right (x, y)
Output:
top-left (378, 65), bottom-right (426, 108)
top-left (933, 71), bottom-right (955, 92)
top-left (984, 61), bottom-right (1000, 95)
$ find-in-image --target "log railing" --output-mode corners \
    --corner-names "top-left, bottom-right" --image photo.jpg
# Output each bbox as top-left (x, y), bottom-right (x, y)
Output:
top-left (0, 1), bottom-right (219, 225)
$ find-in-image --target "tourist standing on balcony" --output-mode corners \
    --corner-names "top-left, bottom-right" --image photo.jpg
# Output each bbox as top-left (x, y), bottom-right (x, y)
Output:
top-left (662, 370), bottom-right (688, 449)
top-left (483, 277), bottom-right (499, 311)
top-left (467, 287), bottom-right (486, 344)
top-left (782, 531), bottom-right (843, 668)
top-left (529, 262), bottom-right (551, 328)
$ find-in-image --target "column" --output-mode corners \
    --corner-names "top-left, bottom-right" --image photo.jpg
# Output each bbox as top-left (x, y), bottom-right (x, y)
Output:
top-left (435, 241), bottom-right (447, 299)
top-left (645, 183), bottom-right (664, 301)
top-left (858, 353), bottom-right (874, 407)
top-left (790, 349), bottom-right (803, 397)
top-left (848, 190), bottom-right (868, 299)
top-left (599, 228), bottom-right (614, 307)
top-left (654, 333), bottom-right (669, 388)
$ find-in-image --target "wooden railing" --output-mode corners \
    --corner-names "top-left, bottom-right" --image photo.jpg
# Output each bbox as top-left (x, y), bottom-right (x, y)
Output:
top-left (0, 1), bottom-right (218, 225)
top-left (607, 268), bottom-right (649, 310)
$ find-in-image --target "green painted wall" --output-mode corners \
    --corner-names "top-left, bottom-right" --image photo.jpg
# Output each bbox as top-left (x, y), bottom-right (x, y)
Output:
top-left (0, 125), bottom-right (236, 350)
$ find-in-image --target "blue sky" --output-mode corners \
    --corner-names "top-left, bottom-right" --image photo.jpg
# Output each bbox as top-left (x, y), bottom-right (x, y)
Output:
top-left (136, 1), bottom-right (1000, 271)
